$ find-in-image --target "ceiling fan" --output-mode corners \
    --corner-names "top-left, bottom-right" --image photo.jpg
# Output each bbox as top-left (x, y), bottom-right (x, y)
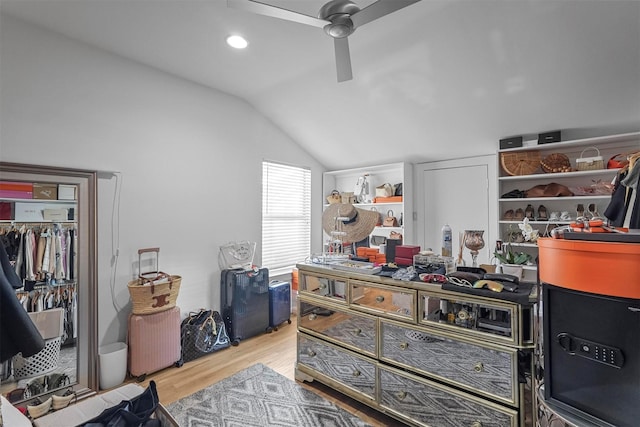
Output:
top-left (227, 0), bottom-right (421, 82)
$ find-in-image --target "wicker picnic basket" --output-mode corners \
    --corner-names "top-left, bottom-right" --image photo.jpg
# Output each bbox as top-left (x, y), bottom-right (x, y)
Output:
top-left (127, 248), bottom-right (181, 315)
top-left (500, 151), bottom-right (541, 176)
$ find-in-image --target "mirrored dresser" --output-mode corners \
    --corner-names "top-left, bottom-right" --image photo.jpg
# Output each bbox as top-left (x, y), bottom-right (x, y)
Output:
top-left (295, 263), bottom-right (537, 427)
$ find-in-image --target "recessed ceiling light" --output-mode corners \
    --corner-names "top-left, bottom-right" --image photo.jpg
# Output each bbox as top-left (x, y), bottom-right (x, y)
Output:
top-left (226, 35), bottom-right (248, 49)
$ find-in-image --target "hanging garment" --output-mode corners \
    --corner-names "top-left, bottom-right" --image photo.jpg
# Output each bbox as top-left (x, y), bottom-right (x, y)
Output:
top-left (24, 229), bottom-right (36, 281)
top-left (605, 158), bottom-right (640, 228)
top-left (0, 240), bottom-right (45, 362)
top-left (60, 230), bottom-right (67, 280)
top-left (604, 170), bottom-right (629, 226)
top-left (620, 159), bottom-right (640, 228)
top-left (65, 229), bottom-right (71, 281)
top-left (14, 228), bottom-right (25, 280)
top-left (1, 229), bottom-right (20, 262)
top-left (36, 232), bottom-right (46, 281)
top-left (42, 231), bottom-right (52, 274)
top-left (54, 228), bottom-right (64, 281)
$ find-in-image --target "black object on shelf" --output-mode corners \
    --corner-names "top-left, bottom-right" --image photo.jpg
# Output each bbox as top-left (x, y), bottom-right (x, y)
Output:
top-left (563, 231), bottom-right (640, 243)
top-left (499, 136), bottom-right (523, 149)
top-left (538, 130), bottom-right (562, 144)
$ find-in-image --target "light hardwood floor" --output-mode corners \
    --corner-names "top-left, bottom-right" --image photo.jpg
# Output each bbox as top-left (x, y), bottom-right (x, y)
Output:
top-left (134, 315), bottom-right (405, 426)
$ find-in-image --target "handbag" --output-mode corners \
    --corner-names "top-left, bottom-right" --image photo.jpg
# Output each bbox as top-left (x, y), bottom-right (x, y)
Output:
top-left (383, 210), bottom-right (399, 227)
top-left (607, 153), bottom-right (629, 169)
top-left (394, 183), bottom-right (403, 196)
top-left (181, 309), bottom-right (230, 363)
top-left (370, 235), bottom-right (387, 245)
top-left (375, 183), bottom-right (394, 198)
top-left (576, 147), bottom-right (604, 171)
top-left (389, 231), bottom-right (403, 240)
top-left (326, 190), bottom-right (341, 204)
top-left (340, 191), bottom-right (356, 204)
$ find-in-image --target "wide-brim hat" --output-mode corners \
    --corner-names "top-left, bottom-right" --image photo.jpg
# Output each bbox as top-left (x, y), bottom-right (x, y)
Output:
top-left (322, 203), bottom-right (379, 243)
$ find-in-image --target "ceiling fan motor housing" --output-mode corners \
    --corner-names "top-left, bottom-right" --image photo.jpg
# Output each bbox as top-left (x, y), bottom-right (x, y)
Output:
top-left (319, 0), bottom-right (360, 38)
top-left (324, 15), bottom-right (354, 38)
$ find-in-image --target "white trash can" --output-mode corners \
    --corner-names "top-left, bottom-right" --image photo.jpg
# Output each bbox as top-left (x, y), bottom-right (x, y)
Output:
top-left (98, 342), bottom-right (127, 390)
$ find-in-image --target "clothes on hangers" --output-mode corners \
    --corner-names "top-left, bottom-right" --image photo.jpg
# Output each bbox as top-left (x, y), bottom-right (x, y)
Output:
top-left (604, 151), bottom-right (640, 228)
top-left (0, 223), bottom-right (77, 286)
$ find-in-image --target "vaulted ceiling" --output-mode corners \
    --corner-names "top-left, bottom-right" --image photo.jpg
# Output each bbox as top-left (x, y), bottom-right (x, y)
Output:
top-left (2, 0), bottom-right (639, 169)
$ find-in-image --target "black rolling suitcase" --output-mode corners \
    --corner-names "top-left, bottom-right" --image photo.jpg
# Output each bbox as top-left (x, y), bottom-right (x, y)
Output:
top-left (221, 267), bottom-right (272, 345)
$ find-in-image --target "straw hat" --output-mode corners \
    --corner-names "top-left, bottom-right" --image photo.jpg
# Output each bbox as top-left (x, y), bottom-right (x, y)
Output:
top-left (322, 203), bottom-right (379, 243)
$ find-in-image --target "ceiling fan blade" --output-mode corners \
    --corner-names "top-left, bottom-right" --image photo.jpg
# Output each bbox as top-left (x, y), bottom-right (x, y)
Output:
top-left (351, 0), bottom-right (421, 28)
top-left (227, 0), bottom-right (329, 28)
top-left (334, 37), bottom-right (353, 82)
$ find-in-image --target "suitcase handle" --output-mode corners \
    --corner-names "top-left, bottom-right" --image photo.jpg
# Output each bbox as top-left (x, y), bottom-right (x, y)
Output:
top-left (138, 247), bottom-right (160, 276)
top-left (138, 247), bottom-right (160, 255)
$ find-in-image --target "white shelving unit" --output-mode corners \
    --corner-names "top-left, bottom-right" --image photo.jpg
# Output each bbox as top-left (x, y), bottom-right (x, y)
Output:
top-left (323, 162), bottom-right (413, 249)
top-left (497, 131), bottom-right (640, 277)
top-left (0, 198), bottom-right (77, 223)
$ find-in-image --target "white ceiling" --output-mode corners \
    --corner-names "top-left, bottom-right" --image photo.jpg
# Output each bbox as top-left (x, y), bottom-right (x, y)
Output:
top-left (2, 0), bottom-right (639, 169)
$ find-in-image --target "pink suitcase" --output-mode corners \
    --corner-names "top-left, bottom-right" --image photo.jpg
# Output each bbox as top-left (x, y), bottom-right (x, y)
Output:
top-left (128, 306), bottom-right (183, 381)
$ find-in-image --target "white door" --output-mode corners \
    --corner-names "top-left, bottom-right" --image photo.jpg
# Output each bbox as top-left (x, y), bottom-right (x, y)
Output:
top-left (414, 155), bottom-right (498, 267)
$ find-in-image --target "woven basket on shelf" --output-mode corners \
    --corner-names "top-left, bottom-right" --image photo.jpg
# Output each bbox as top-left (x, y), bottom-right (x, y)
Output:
top-left (541, 153), bottom-right (572, 173)
top-left (500, 151), bottom-right (541, 176)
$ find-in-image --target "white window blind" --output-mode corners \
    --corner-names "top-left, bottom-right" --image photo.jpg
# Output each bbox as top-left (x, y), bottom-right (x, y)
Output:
top-left (262, 161), bottom-right (311, 275)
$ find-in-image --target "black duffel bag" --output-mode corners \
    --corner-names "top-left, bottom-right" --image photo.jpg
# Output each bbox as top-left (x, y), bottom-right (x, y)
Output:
top-left (181, 309), bottom-right (230, 363)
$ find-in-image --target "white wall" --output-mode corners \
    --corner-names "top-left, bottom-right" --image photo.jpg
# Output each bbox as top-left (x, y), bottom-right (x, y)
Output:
top-left (0, 15), bottom-right (325, 346)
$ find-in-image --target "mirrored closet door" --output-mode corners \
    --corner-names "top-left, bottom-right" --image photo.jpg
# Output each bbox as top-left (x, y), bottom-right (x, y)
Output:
top-left (0, 162), bottom-right (98, 404)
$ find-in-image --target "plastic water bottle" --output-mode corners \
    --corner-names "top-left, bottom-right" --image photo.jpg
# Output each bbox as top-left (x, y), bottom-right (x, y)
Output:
top-left (442, 224), bottom-right (452, 257)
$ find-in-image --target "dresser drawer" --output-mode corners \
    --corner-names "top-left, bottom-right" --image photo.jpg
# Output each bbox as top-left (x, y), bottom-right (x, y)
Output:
top-left (298, 297), bottom-right (377, 356)
top-left (297, 333), bottom-right (376, 401)
top-left (299, 271), bottom-right (348, 304)
top-left (379, 365), bottom-right (517, 427)
top-left (419, 290), bottom-right (532, 347)
top-left (350, 280), bottom-right (417, 322)
top-left (380, 320), bottom-right (518, 406)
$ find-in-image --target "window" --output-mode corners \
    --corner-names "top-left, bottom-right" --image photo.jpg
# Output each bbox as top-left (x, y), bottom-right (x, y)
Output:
top-left (262, 161), bottom-right (311, 275)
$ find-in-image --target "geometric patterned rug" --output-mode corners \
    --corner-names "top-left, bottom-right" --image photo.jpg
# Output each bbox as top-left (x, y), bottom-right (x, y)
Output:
top-left (166, 363), bottom-right (372, 427)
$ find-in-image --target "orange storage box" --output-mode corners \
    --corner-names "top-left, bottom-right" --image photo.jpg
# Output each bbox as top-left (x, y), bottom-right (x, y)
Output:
top-left (538, 237), bottom-right (640, 299)
top-left (373, 196), bottom-right (403, 203)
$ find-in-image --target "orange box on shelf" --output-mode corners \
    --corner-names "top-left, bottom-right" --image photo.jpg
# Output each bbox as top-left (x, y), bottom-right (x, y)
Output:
top-left (0, 181), bottom-right (33, 192)
top-left (538, 237), bottom-right (640, 299)
top-left (373, 196), bottom-right (403, 203)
